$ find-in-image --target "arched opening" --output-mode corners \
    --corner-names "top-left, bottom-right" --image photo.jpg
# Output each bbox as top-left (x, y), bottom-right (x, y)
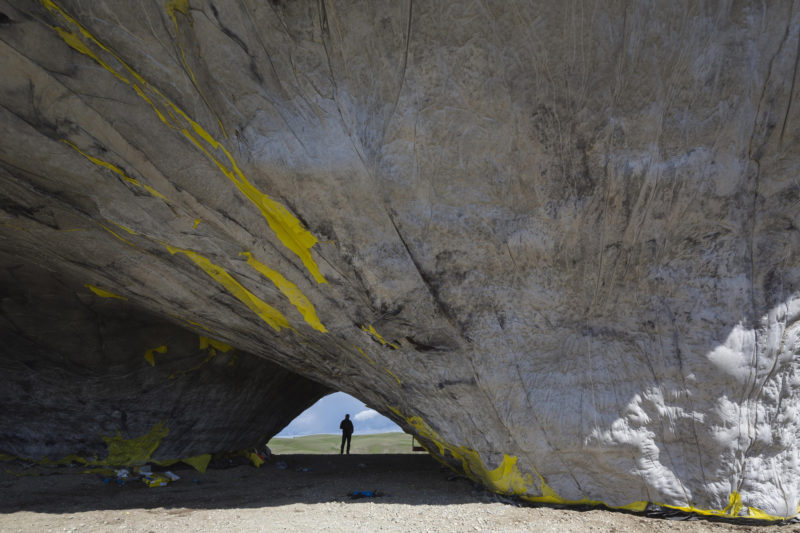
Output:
top-left (267, 392), bottom-right (411, 455)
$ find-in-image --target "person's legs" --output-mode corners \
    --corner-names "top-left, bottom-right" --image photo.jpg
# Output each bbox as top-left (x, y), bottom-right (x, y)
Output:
top-left (340, 433), bottom-right (345, 455)
top-left (346, 434), bottom-right (351, 454)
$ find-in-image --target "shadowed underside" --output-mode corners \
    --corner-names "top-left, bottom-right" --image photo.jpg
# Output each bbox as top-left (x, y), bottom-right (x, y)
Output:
top-left (1, 0), bottom-right (799, 521)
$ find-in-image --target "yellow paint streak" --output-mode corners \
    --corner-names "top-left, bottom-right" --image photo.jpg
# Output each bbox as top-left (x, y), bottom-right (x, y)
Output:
top-left (62, 140), bottom-right (167, 200)
top-left (382, 367), bottom-right (403, 386)
top-left (4, 450), bottom-right (217, 474)
top-left (132, 84), bottom-right (172, 126)
top-left (389, 408), bottom-right (783, 520)
top-left (745, 504), bottom-right (789, 521)
top-left (362, 325), bottom-right (399, 349)
top-left (193, 218), bottom-right (201, 229)
top-left (181, 453), bottom-right (211, 473)
top-left (51, 25), bottom-right (128, 83)
top-left (62, 140), bottom-right (136, 184)
top-left (164, 245), bottom-right (289, 332)
top-left (355, 346), bottom-right (375, 365)
top-left (85, 284), bottom-right (127, 300)
top-left (172, 337), bottom-right (236, 377)
top-left (241, 252), bottom-right (326, 332)
top-left (101, 421), bottom-right (169, 466)
top-left (143, 185), bottom-right (168, 200)
top-left (174, 351), bottom-right (215, 377)
top-left (165, 0), bottom-right (190, 18)
top-left (108, 221), bottom-right (137, 235)
top-left (657, 491), bottom-right (751, 519)
top-left (186, 319), bottom-right (211, 331)
top-left (171, 314), bottom-right (213, 332)
top-left (726, 492), bottom-right (744, 517)
top-left (98, 223), bottom-right (135, 247)
top-left (199, 336), bottom-right (233, 353)
top-left (389, 407), bottom-right (531, 495)
top-left (165, 0), bottom-right (228, 138)
top-left (43, 0), bottom-right (324, 284)
top-left (144, 345), bottom-right (168, 366)
top-left (618, 501), bottom-right (649, 512)
top-left (175, 122), bottom-right (326, 284)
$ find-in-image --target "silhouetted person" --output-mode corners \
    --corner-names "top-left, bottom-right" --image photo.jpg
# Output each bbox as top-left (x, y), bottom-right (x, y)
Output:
top-left (339, 414), bottom-right (354, 454)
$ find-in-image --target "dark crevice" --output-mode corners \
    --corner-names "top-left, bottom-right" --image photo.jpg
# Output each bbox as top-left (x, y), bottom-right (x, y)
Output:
top-left (385, 213), bottom-right (462, 337)
top-left (405, 336), bottom-right (445, 353)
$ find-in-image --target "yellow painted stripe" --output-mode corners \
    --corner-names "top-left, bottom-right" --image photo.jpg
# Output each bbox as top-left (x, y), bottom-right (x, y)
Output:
top-left (164, 245), bottom-right (289, 332)
top-left (355, 346), bottom-right (375, 365)
top-left (101, 421), bottom-right (169, 466)
top-left (62, 140), bottom-right (167, 200)
top-left (97, 223), bottom-right (135, 247)
top-left (143, 185), bottom-right (168, 200)
top-left (176, 123), bottom-right (326, 284)
top-left (241, 252), bottom-right (326, 332)
top-left (198, 335), bottom-right (233, 352)
top-left (43, 0), bottom-right (325, 284)
top-left (389, 407), bottom-right (793, 521)
top-left (382, 366), bottom-right (403, 386)
top-left (144, 345), bottom-right (167, 366)
top-left (84, 284), bottom-right (127, 300)
top-left (165, 0), bottom-right (228, 138)
top-left (107, 221), bottom-right (137, 235)
top-left (362, 324), bottom-right (399, 349)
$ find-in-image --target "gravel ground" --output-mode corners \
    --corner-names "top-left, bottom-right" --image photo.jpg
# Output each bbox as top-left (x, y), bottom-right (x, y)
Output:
top-left (0, 454), bottom-right (796, 532)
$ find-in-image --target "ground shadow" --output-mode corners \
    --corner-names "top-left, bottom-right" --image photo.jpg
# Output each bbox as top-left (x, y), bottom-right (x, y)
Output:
top-left (0, 454), bottom-right (493, 514)
top-left (1, 454), bottom-right (789, 528)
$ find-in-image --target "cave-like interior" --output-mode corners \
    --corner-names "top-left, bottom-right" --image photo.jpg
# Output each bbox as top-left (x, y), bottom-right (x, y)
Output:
top-left (2, 0), bottom-right (800, 521)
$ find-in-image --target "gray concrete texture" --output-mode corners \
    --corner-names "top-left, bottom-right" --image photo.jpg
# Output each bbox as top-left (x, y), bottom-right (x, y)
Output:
top-left (0, 0), bottom-right (799, 520)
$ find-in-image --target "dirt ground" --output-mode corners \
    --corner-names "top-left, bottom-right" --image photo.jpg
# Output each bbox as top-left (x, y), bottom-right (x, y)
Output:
top-left (0, 454), bottom-right (797, 532)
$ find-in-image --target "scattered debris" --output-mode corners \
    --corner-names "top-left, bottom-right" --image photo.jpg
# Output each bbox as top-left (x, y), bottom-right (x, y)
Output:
top-left (98, 464), bottom-right (182, 488)
top-left (348, 490), bottom-right (384, 499)
top-left (142, 474), bottom-right (169, 488)
top-left (247, 451), bottom-right (265, 468)
top-left (275, 461), bottom-right (288, 470)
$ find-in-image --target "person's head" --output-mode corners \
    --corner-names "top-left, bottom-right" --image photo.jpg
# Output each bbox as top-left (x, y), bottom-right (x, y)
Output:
top-left (345, 414), bottom-right (350, 419)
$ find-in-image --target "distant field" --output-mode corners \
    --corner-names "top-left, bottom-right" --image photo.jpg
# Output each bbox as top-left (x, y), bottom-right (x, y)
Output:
top-left (267, 432), bottom-right (425, 455)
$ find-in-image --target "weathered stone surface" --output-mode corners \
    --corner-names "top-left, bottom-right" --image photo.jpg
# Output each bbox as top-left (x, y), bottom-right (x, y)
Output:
top-left (1, 0), bottom-right (799, 519)
top-left (0, 262), bottom-right (330, 462)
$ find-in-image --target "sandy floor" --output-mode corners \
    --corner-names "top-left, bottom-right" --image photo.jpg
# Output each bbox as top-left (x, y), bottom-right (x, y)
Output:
top-left (0, 454), bottom-right (796, 532)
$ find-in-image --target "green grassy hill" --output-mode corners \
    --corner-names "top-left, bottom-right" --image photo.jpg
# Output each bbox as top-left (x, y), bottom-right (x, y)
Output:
top-left (267, 432), bottom-right (425, 455)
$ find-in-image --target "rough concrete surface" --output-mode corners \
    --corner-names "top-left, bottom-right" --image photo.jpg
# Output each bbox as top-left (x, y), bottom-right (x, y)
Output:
top-left (0, 0), bottom-right (799, 521)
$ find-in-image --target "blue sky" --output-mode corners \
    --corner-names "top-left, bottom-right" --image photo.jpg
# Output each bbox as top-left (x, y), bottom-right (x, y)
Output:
top-left (276, 392), bottom-right (402, 437)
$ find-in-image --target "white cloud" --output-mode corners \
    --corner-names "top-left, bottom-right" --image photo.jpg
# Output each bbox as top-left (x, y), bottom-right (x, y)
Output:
top-left (353, 409), bottom-right (379, 422)
top-left (275, 392), bottom-right (402, 437)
